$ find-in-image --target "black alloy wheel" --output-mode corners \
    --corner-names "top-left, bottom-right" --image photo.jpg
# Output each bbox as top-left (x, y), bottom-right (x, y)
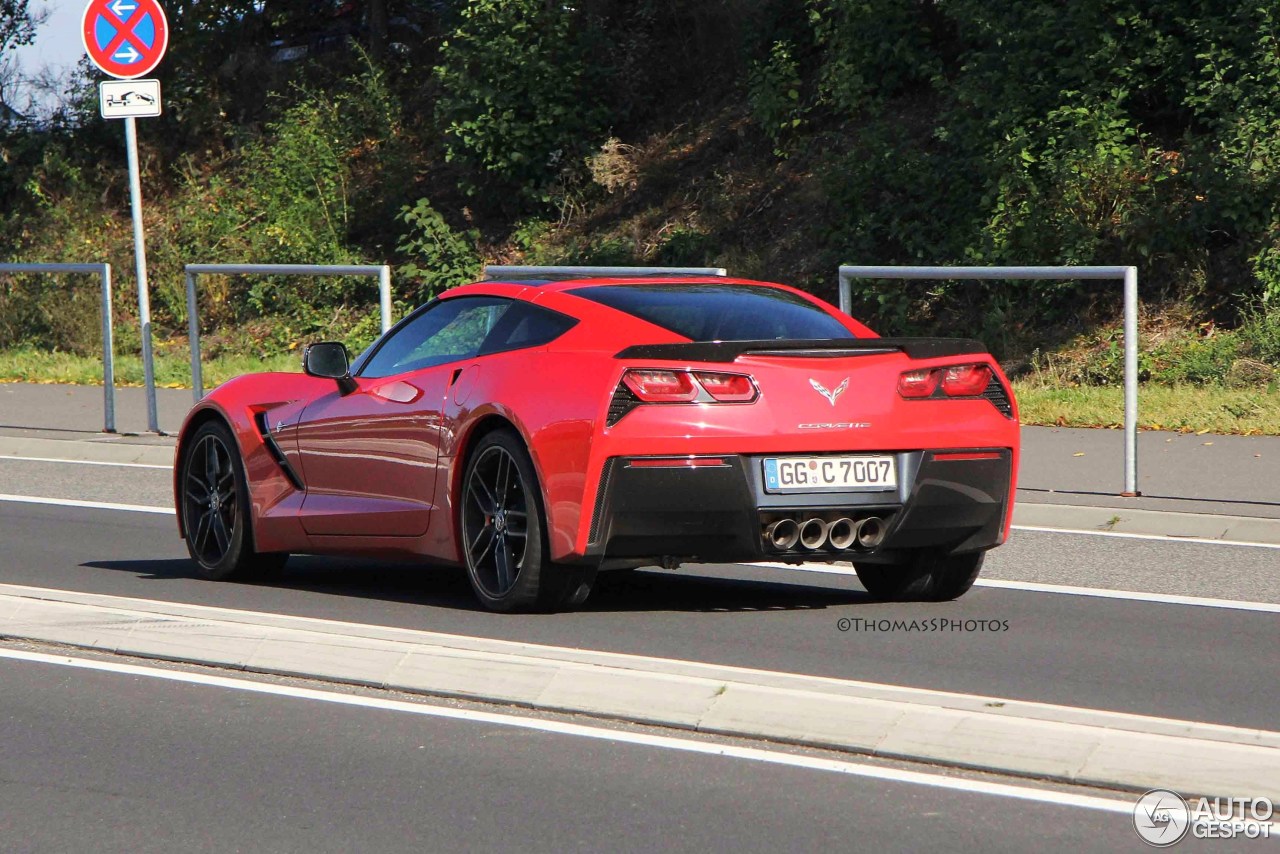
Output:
top-left (460, 429), bottom-right (595, 612)
top-left (181, 420), bottom-right (286, 580)
top-left (463, 440), bottom-right (532, 600)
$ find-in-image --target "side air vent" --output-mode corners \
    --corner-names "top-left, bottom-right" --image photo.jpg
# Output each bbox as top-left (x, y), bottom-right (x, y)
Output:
top-left (606, 382), bottom-right (643, 426)
top-left (253, 411), bottom-right (305, 490)
top-left (587, 459), bottom-right (618, 545)
top-left (982, 376), bottom-right (1015, 418)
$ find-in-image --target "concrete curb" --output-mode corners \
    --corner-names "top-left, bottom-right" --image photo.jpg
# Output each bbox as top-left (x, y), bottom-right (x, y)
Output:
top-left (1, 583), bottom-right (1276, 800)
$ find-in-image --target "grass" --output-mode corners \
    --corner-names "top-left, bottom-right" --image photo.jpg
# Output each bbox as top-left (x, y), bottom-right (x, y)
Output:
top-left (3, 348), bottom-right (1279, 435)
top-left (1012, 382), bottom-right (1280, 435)
top-left (0, 347), bottom-right (300, 389)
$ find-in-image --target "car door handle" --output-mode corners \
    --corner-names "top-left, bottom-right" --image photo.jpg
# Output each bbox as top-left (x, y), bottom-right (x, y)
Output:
top-left (450, 368), bottom-right (463, 386)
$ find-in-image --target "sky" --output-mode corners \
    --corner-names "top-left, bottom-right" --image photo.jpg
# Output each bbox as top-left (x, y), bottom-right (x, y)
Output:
top-left (9, 0), bottom-right (90, 111)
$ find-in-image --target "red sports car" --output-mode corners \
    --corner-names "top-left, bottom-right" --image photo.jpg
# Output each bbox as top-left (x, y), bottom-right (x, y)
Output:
top-left (174, 267), bottom-right (1019, 612)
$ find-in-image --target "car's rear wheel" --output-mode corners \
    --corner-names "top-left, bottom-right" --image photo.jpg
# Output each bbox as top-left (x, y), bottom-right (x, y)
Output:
top-left (181, 420), bottom-right (287, 581)
top-left (460, 429), bottom-right (595, 612)
top-left (855, 550), bottom-right (984, 602)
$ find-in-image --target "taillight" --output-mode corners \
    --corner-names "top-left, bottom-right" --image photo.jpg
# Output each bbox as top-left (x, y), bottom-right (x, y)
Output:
top-left (940, 364), bottom-right (992, 397)
top-left (898, 363), bottom-right (994, 399)
top-left (620, 369), bottom-right (759, 404)
top-left (693, 371), bottom-right (758, 402)
top-left (897, 369), bottom-right (940, 398)
top-left (623, 369), bottom-right (698, 402)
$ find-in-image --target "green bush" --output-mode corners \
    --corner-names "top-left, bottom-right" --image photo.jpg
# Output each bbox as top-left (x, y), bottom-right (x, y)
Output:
top-left (810, 0), bottom-right (1280, 326)
top-left (748, 40), bottom-right (808, 154)
top-left (434, 0), bottom-right (608, 209)
top-left (806, 0), bottom-right (938, 115)
top-left (173, 61), bottom-right (406, 332)
top-left (396, 199), bottom-right (481, 304)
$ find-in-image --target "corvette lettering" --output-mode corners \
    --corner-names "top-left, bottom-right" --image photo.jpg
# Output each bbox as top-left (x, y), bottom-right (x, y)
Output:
top-left (798, 422), bottom-right (871, 429)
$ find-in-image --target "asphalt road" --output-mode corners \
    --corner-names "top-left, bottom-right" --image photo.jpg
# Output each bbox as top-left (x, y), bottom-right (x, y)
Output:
top-left (0, 652), bottom-right (1142, 854)
top-left (0, 497), bottom-right (1275, 730)
top-left (2, 456), bottom-right (1276, 602)
top-left (1, 427), bottom-right (1276, 852)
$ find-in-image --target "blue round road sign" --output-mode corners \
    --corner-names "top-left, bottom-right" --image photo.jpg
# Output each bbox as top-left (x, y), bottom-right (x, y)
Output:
top-left (81, 0), bottom-right (169, 79)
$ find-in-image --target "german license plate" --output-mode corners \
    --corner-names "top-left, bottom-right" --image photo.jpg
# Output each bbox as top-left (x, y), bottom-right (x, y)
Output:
top-left (763, 455), bottom-right (896, 493)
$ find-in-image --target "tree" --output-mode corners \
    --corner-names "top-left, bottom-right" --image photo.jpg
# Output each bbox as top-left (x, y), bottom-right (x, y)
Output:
top-left (0, 0), bottom-right (41, 113)
top-left (434, 0), bottom-right (609, 209)
top-left (0, 0), bottom-right (37, 54)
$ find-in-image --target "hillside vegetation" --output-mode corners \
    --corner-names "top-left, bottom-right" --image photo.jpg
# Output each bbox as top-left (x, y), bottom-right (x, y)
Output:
top-left (2, 0), bottom-right (1280, 391)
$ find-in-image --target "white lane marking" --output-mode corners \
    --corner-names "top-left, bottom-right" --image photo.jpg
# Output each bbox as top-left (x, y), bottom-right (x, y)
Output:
top-left (0, 646), bottom-right (1133, 816)
top-left (0, 454), bottom-right (170, 470)
top-left (0, 494), bottom-right (174, 515)
top-left (973, 579), bottom-right (1280, 614)
top-left (1012, 524), bottom-right (1280, 550)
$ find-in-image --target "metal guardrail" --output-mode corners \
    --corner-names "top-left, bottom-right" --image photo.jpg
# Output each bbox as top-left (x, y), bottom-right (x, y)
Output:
top-left (838, 265), bottom-right (1141, 496)
top-left (0, 263), bottom-right (116, 433)
top-left (485, 265), bottom-right (727, 278)
top-left (184, 264), bottom-right (393, 401)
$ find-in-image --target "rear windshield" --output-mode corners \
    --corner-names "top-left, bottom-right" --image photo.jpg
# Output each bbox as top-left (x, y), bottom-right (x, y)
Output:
top-left (569, 284), bottom-right (855, 341)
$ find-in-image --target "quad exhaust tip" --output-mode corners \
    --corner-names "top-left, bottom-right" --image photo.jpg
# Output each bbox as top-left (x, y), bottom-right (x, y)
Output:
top-left (827, 518), bottom-right (856, 550)
top-left (799, 518), bottom-right (829, 550)
top-left (856, 516), bottom-right (886, 549)
top-left (764, 518), bottom-right (800, 550)
top-left (763, 515), bottom-right (888, 552)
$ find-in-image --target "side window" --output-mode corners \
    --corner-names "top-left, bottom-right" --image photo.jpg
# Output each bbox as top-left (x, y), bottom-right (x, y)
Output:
top-left (360, 297), bottom-right (512, 378)
top-left (478, 304), bottom-right (578, 355)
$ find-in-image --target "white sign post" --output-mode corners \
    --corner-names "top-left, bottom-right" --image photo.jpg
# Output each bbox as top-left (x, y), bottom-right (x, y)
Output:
top-left (82, 0), bottom-right (169, 433)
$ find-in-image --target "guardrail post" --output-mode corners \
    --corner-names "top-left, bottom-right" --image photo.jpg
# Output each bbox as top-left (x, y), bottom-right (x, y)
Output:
top-left (186, 270), bottom-right (203, 402)
top-left (379, 265), bottom-right (392, 333)
top-left (99, 265), bottom-right (116, 433)
top-left (184, 264), bottom-right (396, 401)
top-left (838, 264), bottom-right (1141, 497)
top-left (1122, 265), bottom-right (1139, 496)
top-left (1, 263), bottom-right (118, 433)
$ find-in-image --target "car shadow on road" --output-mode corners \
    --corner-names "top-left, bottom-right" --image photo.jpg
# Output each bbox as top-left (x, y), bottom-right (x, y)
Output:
top-left (80, 557), bottom-right (872, 614)
top-left (584, 569), bottom-right (866, 613)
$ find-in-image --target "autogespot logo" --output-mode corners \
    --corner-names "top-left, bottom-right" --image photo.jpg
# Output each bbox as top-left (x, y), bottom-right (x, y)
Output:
top-left (1134, 790), bottom-right (1191, 847)
top-left (1133, 789), bottom-right (1275, 846)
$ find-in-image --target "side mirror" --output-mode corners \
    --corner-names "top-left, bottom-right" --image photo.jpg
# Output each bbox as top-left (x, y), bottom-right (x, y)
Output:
top-left (303, 342), bottom-right (357, 395)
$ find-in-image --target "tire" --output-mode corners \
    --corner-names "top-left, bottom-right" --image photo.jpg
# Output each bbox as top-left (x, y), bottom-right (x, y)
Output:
top-left (459, 429), bottom-right (595, 613)
top-left (855, 550), bottom-right (985, 602)
top-left (180, 420), bottom-right (288, 581)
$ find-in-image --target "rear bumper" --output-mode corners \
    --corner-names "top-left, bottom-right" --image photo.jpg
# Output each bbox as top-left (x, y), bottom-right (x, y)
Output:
top-left (584, 449), bottom-right (1014, 565)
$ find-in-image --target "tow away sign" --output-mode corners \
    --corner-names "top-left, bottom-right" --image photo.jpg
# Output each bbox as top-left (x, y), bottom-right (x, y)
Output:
top-left (100, 79), bottom-right (161, 118)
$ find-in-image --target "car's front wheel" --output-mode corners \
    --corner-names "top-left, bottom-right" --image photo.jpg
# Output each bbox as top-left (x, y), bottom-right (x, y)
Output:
top-left (180, 420), bottom-right (287, 581)
top-left (460, 428), bottom-right (595, 613)
top-left (855, 550), bottom-right (984, 602)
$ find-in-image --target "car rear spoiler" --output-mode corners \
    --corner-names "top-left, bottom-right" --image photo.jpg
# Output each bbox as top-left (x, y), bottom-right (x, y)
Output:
top-left (613, 338), bottom-right (990, 362)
